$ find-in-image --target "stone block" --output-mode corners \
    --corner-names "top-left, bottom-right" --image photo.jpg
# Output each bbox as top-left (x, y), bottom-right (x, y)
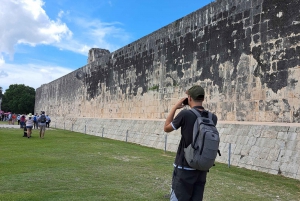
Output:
top-left (233, 144), bottom-right (243, 155)
top-left (236, 135), bottom-right (249, 145)
top-left (260, 130), bottom-right (278, 139)
top-left (230, 155), bottom-right (242, 166)
top-left (229, 143), bottom-right (237, 154)
top-left (240, 145), bottom-right (252, 155)
top-left (281, 150), bottom-right (293, 163)
top-left (275, 139), bottom-right (285, 149)
top-left (268, 169), bottom-right (278, 175)
top-left (257, 167), bottom-right (270, 174)
top-left (249, 146), bottom-right (260, 157)
top-left (224, 135), bottom-right (233, 143)
top-left (257, 147), bottom-right (270, 160)
top-left (270, 161), bottom-right (280, 170)
top-left (286, 163), bottom-right (299, 175)
top-left (286, 140), bottom-right (298, 151)
top-left (295, 132), bottom-right (300, 141)
top-left (287, 132), bottom-right (298, 141)
top-left (267, 149), bottom-right (280, 161)
top-left (247, 136), bottom-right (257, 146)
top-left (277, 131), bottom-right (289, 140)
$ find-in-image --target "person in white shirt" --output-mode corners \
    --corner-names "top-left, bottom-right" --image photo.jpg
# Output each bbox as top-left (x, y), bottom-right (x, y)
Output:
top-left (17, 114), bottom-right (21, 125)
top-left (25, 113), bottom-right (34, 138)
top-left (46, 115), bottom-right (51, 128)
top-left (8, 113), bottom-right (12, 125)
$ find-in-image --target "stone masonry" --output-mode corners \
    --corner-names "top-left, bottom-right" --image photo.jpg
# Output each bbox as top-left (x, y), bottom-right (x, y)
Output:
top-left (35, 0), bottom-right (300, 180)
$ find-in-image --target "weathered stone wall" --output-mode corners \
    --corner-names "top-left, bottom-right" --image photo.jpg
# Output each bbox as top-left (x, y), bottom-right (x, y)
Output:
top-left (36, 0), bottom-right (300, 122)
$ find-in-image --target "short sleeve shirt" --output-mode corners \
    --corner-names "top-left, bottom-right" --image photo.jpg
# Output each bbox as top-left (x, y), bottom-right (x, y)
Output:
top-left (171, 106), bottom-right (218, 168)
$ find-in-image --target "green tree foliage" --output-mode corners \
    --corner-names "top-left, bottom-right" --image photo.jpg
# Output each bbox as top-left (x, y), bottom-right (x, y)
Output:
top-left (1, 84), bottom-right (35, 114)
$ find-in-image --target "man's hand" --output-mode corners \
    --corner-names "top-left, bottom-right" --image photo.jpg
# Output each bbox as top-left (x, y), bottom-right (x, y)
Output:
top-left (173, 97), bottom-right (187, 110)
top-left (164, 97), bottom-right (187, 132)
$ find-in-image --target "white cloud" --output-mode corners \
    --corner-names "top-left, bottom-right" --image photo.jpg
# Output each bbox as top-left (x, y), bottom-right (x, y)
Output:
top-left (0, 0), bottom-right (132, 93)
top-left (58, 10), bottom-right (65, 19)
top-left (0, 70), bottom-right (8, 78)
top-left (0, 55), bottom-right (5, 66)
top-left (0, 62), bottom-right (72, 92)
top-left (0, 0), bottom-right (132, 58)
top-left (0, 0), bottom-right (72, 60)
top-left (68, 18), bottom-right (131, 54)
top-left (52, 17), bottom-right (132, 55)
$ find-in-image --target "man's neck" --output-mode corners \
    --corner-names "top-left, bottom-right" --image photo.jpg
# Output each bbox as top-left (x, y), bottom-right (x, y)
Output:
top-left (189, 103), bottom-right (202, 108)
top-left (188, 102), bottom-right (203, 111)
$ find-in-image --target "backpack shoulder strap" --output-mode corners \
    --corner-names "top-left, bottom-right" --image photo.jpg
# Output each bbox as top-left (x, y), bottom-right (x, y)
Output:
top-left (208, 111), bottom-right (212, 120)
top-left (190, 108), bottom-right (201, 118)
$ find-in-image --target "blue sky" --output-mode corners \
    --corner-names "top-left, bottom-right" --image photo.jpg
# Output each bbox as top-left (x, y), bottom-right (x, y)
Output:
top-left (0, 0), bottom-right (212, 92)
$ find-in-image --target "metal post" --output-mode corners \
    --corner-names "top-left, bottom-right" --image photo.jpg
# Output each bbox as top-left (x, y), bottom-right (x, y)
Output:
top-left (126, 130), bottom-right (128, 142)
top-left (55, 122), bottom-right (56, 128)
top-left (228, 143), bottom-right (231, 168)
top-left (64, 122), bottom-right (65, 130)
top-left (164, 134), bottom-right (167, 153)
top-left (85, 125), bottom-right (86, 134)
top-left (72, 124), bottom-right (73, 132)
top-left (102, 127), bottom-right (104, 138)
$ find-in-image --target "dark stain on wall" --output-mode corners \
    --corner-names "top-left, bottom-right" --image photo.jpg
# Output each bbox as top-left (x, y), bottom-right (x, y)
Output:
top-left (252, 0), bottom-right (300, 93)
top-left (50, 0), bottom-right (300, 122)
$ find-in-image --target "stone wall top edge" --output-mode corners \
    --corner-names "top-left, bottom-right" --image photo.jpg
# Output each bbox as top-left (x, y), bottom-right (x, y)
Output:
top-left (83, 0), bottom-right (248, 67)
top-left (36, 70), bottom-right (78, 90)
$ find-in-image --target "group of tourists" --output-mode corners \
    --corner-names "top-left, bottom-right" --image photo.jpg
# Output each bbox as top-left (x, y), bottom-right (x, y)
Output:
top-left (23, 111), bottom-right (51, 139)
top-left (0, 112), bottom-right (18, 124)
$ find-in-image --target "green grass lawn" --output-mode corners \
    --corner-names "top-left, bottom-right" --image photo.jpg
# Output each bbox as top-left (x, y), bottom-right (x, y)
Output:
top-left (0, 127), bottom-right (299, 201)
top-left (0, 120), bottom-right (11, 125)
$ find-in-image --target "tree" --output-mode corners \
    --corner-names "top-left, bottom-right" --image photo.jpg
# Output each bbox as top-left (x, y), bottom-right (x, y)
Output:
top-left (1, 84), bottom-right (35, 114)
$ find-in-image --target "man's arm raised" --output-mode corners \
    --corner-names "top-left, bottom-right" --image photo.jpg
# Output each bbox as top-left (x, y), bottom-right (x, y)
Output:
top-left (163, 97), bottom-right (186, 133)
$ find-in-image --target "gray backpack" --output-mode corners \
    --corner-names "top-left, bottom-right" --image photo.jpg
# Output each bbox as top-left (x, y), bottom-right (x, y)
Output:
top-left (40, 115), bottom-right (46, 123)
top-left (184, 108), bottom-right (220, 171)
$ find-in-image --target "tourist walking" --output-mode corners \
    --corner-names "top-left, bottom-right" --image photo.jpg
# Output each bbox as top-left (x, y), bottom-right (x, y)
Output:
top-left (33, 114), bottom-right (39, 129)
top-left (20, 114), bottom-right (26, 128)
top-left (25, 113), bottom-right (34, 138)
top-left (38, 111), bottom-right (47, 138)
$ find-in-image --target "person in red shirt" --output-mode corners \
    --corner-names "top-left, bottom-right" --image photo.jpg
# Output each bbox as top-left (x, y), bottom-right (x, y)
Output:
top-left (12, 113), bottom-right (17, 125)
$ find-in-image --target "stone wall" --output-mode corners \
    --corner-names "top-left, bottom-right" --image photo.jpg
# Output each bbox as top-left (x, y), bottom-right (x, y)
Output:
top-left (36, 0), bottom-right (300, 122)
top-left (50, 117), bottom-right (300, 180)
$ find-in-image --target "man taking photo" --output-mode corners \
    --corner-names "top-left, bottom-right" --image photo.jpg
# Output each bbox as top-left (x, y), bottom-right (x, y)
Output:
top-left (164, 85), bottom-right (218, 201)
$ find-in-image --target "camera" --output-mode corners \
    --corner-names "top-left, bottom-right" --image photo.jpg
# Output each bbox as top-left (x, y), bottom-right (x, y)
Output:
top-left (182, 98), bottom-right (188, 105)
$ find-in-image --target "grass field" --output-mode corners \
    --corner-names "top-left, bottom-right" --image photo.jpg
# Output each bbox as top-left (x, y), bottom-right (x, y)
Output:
top-left (0, 127), bottom-right (300, 201)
